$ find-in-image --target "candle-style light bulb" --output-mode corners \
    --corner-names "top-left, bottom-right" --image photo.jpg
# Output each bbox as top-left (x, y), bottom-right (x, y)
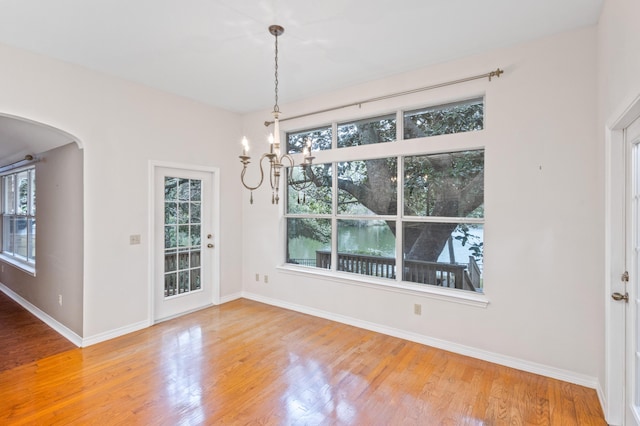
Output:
top-left (241, 137), bottom-right (249, 156)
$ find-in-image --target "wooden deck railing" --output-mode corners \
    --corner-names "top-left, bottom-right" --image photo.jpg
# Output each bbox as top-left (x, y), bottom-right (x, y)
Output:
top-left (336, 252), bottom-right (397, 279)
top-left (304, 251), bottom-right (481, 291)
top-left (403, 259), bottom-right (466, 289)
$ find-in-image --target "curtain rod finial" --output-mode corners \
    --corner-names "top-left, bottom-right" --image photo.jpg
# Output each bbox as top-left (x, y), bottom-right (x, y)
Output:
top-left (489, 68), bottom-right (504, 81)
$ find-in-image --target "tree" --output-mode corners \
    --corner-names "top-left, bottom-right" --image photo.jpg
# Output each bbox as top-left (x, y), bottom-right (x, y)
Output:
top-left (287, 99), bottom-right (484, 264)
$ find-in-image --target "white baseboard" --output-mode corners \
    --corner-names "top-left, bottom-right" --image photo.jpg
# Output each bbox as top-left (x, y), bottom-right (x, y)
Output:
top-left (242, 291), bottom-right (600, 390)
top-left (86, 292), bottom-right (242, 346)
top-left (219, 292), bottom-right (242, 304)
top-left (0, 282), bottom-right (82, 347)
top-left (82, 319), bottom-right (150, 347)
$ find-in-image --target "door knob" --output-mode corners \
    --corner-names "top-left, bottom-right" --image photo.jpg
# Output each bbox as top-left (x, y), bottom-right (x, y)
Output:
top-left (207, 243), bottom-right (214, 248)
top-left (611, 292), bottom-right (629, 302)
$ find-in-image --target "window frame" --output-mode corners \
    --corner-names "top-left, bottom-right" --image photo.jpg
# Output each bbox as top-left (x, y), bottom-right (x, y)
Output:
top-left (0, 166), bottom-right (36, 275)
top-left (281, 96), bottom-right (489, 307)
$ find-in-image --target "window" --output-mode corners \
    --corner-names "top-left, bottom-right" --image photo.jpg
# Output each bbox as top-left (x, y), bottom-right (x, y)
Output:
top-left (287, 125), bottom-right (332, 154)
top-left (2, 168), bottom-right (36, 269)
top-left (285, 98), bottom-right (484, 293)
top-left (404, 97), bottom-right (483, 139)
top-left (338, 114), bottom-right (396, 148)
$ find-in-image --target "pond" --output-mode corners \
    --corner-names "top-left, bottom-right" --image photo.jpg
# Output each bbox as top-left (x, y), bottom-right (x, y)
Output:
top-left (288, 222), bottom-right (483, 269)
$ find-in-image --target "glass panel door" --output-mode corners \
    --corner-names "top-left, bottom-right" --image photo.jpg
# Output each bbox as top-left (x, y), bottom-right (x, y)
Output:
top-left (154, 166), bottom-right (216, 321)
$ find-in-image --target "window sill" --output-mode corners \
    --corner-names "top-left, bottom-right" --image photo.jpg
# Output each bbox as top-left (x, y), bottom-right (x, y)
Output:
top-left (0, 254), bottom-right (36, 276)
top-left (276, 265), bottom-right (489, 308)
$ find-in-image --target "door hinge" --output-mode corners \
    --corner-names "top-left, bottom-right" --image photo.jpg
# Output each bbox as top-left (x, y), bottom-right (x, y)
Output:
top-left (622, 271), bottom-right (630, 282)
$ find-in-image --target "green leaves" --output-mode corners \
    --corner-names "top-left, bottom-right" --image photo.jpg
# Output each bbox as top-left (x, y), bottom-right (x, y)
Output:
top-left (404, 98), bottom-right (484, 139)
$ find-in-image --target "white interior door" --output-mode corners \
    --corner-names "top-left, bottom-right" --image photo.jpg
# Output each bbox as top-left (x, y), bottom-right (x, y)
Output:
top-left (153, 165), bottom-right (217, 321)
top-left (627, 115), bottom-right (640, 426)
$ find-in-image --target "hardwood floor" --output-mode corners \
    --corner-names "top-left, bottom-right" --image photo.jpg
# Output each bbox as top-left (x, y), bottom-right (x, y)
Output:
top-left (0, 298), bottom-right (606, 425)
top-left (0, 291), bottom-right (75, 372)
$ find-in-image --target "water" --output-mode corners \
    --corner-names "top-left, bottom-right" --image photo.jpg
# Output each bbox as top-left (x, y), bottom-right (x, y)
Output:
top-left (288, 223), bottom-right (483, 268)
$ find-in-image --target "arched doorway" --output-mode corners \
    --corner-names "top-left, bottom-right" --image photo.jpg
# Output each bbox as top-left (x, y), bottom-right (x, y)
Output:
top-left (0, 113), bottom-right (84, 345)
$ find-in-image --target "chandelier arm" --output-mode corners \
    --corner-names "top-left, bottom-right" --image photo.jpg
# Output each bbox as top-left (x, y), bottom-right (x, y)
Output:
top-left (279, 154), bottom-right (295, 189)
top-left (284, 155), bottom-right (318, 192)
top-left (268, 158), bottom-right (278, 191)
top-left (268, 158), bottom-right (284, 204)
top-left (239, 153), bottom-right (270, 191)
top-left (291, 171), bottom-right (317, 192)
top-left (281, 154), bottom-right (295, 168)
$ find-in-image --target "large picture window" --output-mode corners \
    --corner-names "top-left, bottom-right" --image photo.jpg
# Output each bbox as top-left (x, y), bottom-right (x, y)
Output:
top-left (2, 168), bottom-right (36, 268)
top-left (285, 98), bottom-right (484, 293)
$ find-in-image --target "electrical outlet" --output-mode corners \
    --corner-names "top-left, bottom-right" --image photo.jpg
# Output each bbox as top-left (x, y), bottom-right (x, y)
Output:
top-left (129, 234), bottom-right (141, 245)
top-left (264, 275), bottom-right (269, 284)
top-left (58, 294), bottom-right (63, 306)
top-left (414, 303), bottom-right (422, 315)
top-left (255, 273), bottom-right (260, 282)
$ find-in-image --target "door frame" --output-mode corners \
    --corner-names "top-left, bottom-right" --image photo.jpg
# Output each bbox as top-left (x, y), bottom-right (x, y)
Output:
top-left (606, 93), bottom-right (640, 424)
top-left (147, 160), bottom-right (221, 324)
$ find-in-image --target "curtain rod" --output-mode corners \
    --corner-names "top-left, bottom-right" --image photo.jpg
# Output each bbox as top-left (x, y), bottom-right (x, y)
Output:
top-left (0, 155), bottom-right (38, 174)
top-left (264, 68), bottom-right (504, 126)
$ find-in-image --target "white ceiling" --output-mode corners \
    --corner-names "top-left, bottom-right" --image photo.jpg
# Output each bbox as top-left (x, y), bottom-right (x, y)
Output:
top-left (0, 0), bottom-right (603, 162)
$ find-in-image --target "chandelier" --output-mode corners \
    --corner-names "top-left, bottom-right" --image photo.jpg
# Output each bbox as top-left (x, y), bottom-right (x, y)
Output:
top-left (239, 25), bottom-right (314, 205)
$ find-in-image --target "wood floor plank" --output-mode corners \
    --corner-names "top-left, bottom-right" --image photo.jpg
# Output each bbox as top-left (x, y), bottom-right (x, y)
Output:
top-left (0, 291), bottom-right (76, 372)
top-left (0, 298), bottom-right (606, 425)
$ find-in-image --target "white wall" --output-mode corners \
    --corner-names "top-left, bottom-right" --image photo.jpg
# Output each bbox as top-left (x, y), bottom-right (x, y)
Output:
top-left (241, 27), bottom-right (601, 386)
top-left (0, 42), bottom-right (244, 339)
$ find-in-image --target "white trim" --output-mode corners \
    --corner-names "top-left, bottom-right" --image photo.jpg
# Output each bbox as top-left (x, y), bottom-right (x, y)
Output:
top-left (81, 319), bottom-right (149, 347)
top-left (148, 160), bottom-right (221, 174)
top-left (0, 282), bottom-right (82, 346)
top-left (0, 254), bottom-right (35, 276)
top-left (596, 381), bottom-right (606, 418)
top-left (243, 291), bottom-right (598, 389)
top-left (277, 264), bottom-right (489, 308)
top-left (219, 292), bottom-right (242, 304)
top-left (605, 121), bottom-right (625, 425)
top-left (153, 303), bottom-right (214, 324)
top-left (211, 166), bottom-right (222, 306)
top-left (608, 94), bottom-right (640, 131)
